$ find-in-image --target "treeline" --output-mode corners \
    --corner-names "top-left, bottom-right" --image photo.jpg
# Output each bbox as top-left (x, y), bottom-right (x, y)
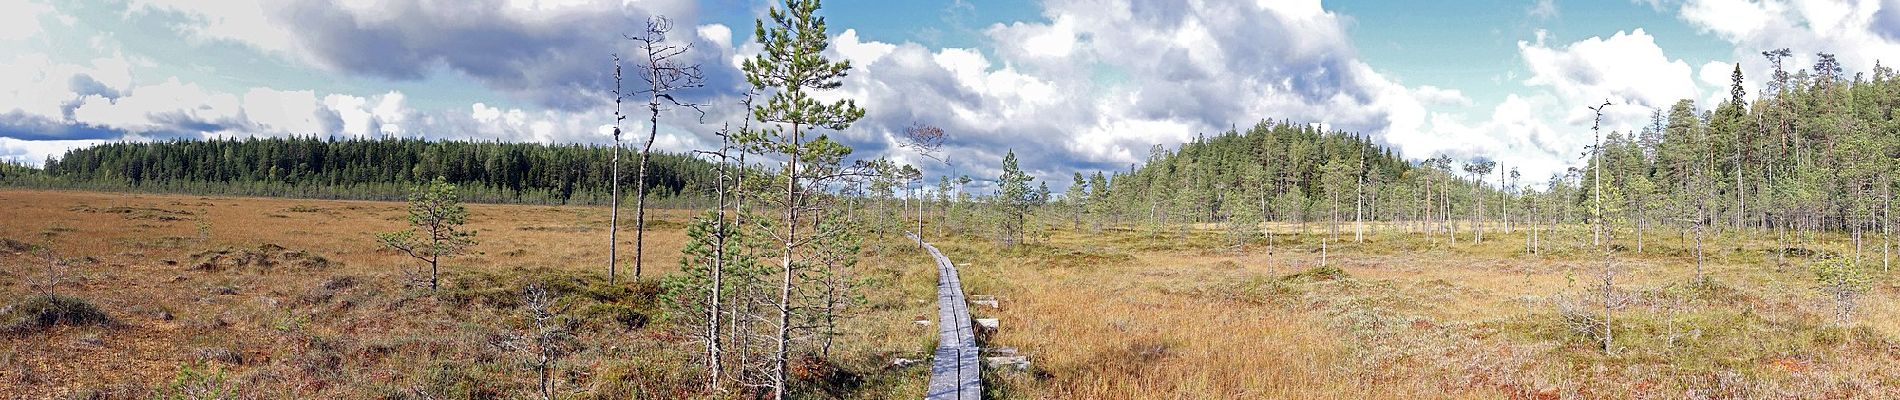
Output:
top-left (1578, 52), bottom-right (1900, 259)
top-left (1041, 119), bottom-right (1510, 246)
top-left (1099, 121), bottom-right (1416, 225)
top-left (1021, 50), bottom-right (1900, 260)
top-left (1, 137), bottom-right (722, 205)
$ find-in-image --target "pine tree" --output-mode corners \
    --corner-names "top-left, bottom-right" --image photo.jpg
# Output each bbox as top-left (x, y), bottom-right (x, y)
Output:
top-left (736, 0), bottom-right (867, 396)
top-left (376, 177), bottom-right (476, 290)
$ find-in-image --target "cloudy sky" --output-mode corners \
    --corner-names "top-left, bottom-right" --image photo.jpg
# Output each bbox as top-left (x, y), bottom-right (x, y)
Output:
top-left (2, 0), bottom-right (1898, 187)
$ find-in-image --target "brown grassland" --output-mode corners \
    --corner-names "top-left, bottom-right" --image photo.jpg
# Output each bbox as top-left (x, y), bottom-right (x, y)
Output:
top-left (7, 188), bottom-right (1900, 399)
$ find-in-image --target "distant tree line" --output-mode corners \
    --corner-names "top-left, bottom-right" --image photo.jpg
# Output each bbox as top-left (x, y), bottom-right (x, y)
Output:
top-left (1023, 50), bottom-right (1900, 269)
top-left (0, 137), bottom-right (722, 205)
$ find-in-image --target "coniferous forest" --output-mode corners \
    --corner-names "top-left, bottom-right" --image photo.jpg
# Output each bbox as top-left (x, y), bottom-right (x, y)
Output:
top-left (1085, 56), bottom-right (1900, 257)
top-left (1, 137), bottom-right (720, 205)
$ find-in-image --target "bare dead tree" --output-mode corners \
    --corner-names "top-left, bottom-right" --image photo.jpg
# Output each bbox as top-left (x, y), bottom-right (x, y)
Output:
top-left (1589, 100), bottom-right (1612, 247)
top-left (900, 122), bottom-right (948, 246)
top-left (35, 246), bottom-right (61, 295)
top-left (1587, 100), bottom-right (1621, 353)
top-left (899, 122), bottom-right (947, 164)
top-left (608, 54), bottom-right (627, 285)
top-left (500, 285), bottom-right (577, 400)
top-left (627, 15), bottom-right (706, 280)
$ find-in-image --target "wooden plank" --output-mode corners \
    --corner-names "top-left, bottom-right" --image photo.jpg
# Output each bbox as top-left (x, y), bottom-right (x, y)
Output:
top-left (912, 233), bottom-right (982, 400)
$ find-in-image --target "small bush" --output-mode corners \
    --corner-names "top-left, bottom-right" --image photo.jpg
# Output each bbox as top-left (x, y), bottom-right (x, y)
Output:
top-left (1, 294), bottom-right (113, 334)
top-left (788, 354), bottom-right (862, 398)
top-left (155, 361), bottom-right (235, 400)
top-left (192, 347), bottom-right (245, 366)
top-left (188, 244), bottom-right (335, 273)
top-left (0, 238), bottom-right (33, 253)
top-left (578, 303), bottom-right (649, 331)
top-left (416, 361), bottom-right (505, 400)
top-left (1281, 266), bottom-right (1348, 282)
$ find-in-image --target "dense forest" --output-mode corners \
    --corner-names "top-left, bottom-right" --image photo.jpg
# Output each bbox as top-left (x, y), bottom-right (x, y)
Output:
top-left (0, 137), bottom-right (721, 205)
top-left (1095, 121), bottom-right (1421, 229)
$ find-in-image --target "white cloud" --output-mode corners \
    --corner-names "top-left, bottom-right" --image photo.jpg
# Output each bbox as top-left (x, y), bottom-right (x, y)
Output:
top-left (986, 15), bottom-right (1081, 61)
top-left (749, 0), bottom-right (1546, 185)
top-left (0, 0), bottom-right (53, 41)
top-left (1530, 0), bottom-right (1560, 20)
top-left (242, 88), bottom-right (323, 135)
top-left (697, 24), bottom-right (733, 50)
top-left (1413, 85), bottom-right (1473, 107)
top-left (71, 77), bottom-right (243, 133)
top-left (833, 30), bottom-right (897, 68)
top-left (1677, 0), bottom-right (1900, 77)
top-left (127, 0), bottom-right (300, 57)
top-left (0, 137), bottom-right (104, 166)
top-left (323, 91), bottom-right (410, 138)
top-left (29, 0), bottom-right (1891, 189)
top-left (0, 53), bottom-right (134, 121)
top-left (1519, 29), bottom-right (1699, 129)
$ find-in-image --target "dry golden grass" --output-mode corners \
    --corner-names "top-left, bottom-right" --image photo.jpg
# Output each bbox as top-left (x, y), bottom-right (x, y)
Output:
top-left (926, 220), bottom-right (1900, 399)
top-left (0, 188), bottom-right (946, 399)
top-left (931, 231), bottom-right (1498, 399)
top-left (0, 189), bottom-right (733, 398)
top-left (9, 187), bottom-right (1900, 399)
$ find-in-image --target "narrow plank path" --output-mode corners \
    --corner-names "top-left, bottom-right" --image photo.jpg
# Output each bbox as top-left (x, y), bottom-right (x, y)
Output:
top-left (910, 233), bottom-right (982, 399)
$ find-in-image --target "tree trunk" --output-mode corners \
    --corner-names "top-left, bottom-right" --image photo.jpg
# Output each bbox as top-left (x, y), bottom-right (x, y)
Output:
top-left (772, 122), bottom-right (801, 400)
top-left (635, 103), bottom-right (662, 280)
top-left (1637, 211), bottom-right (1645, 253)
top-left (1355, 176), bottom-right (1364, 243)
top-left (1475, 175), bottom-right (1484, 243)
top-left (1695, 209), bottom-right (1706, 282)
top-left (609, 136), bottom-right (622, 284)
top-left (706, 140), bottom-right (731, 390)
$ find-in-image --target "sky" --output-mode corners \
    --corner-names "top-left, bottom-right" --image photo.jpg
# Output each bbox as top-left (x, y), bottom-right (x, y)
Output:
top-left (2, 0), bottom-right (1899, 189)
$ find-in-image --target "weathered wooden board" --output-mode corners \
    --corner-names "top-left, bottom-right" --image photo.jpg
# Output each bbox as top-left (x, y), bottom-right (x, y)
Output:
top-left (911, 233), bottom-right (982, 400)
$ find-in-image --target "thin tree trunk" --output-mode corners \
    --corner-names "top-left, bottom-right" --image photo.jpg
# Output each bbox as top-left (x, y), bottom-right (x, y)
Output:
top-left (609, 58), bottom-right (625, 285)
top-left (634, 102), bottom-right (661, 279)
top-left (772, 122), bottom-right (801, 400)
top-left (1355, 175), bottom-right (1364, 243)
top-left (1475, 175), bottom-right (1484, 243)
top-left (705, 134), bottom-right (732, 390)
top-left (1695, 208), bottom-right (1706, 282)
top-left (1637, 211), bottom-right (1645, 253)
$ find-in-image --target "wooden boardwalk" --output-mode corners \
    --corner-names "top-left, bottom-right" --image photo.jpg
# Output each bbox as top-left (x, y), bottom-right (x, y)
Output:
top-left (910, 233), bottom-right (982, 399)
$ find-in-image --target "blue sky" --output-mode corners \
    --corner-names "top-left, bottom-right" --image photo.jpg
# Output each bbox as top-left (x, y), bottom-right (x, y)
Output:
top-left (2, 0), bottom-right (1898, 187)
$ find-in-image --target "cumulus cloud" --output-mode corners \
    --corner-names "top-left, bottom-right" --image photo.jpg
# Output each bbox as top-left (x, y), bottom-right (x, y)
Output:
top-left (1520, 29), bottom-right (1699, 113)
top-left (1674, 0), bottom-right (1900, 81)
top-left (0, 0), bottom-right (55, 41)
top-left (804, 0), bottom-right (1448, 184)
top-left (26, 0), bottom-right (1884, 188)
top-left (125, 0), bottom-right (737, 111)
top-left (281, 0), bottom-right (732, 110)
top-left (0, 137), bottom-right (105, 165)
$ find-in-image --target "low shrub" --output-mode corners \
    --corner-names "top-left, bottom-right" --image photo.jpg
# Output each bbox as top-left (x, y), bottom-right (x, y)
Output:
top-left (1281, 266), bottom-right (1348, 282)
top-left (1, 294), bottom-right (113, 334)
